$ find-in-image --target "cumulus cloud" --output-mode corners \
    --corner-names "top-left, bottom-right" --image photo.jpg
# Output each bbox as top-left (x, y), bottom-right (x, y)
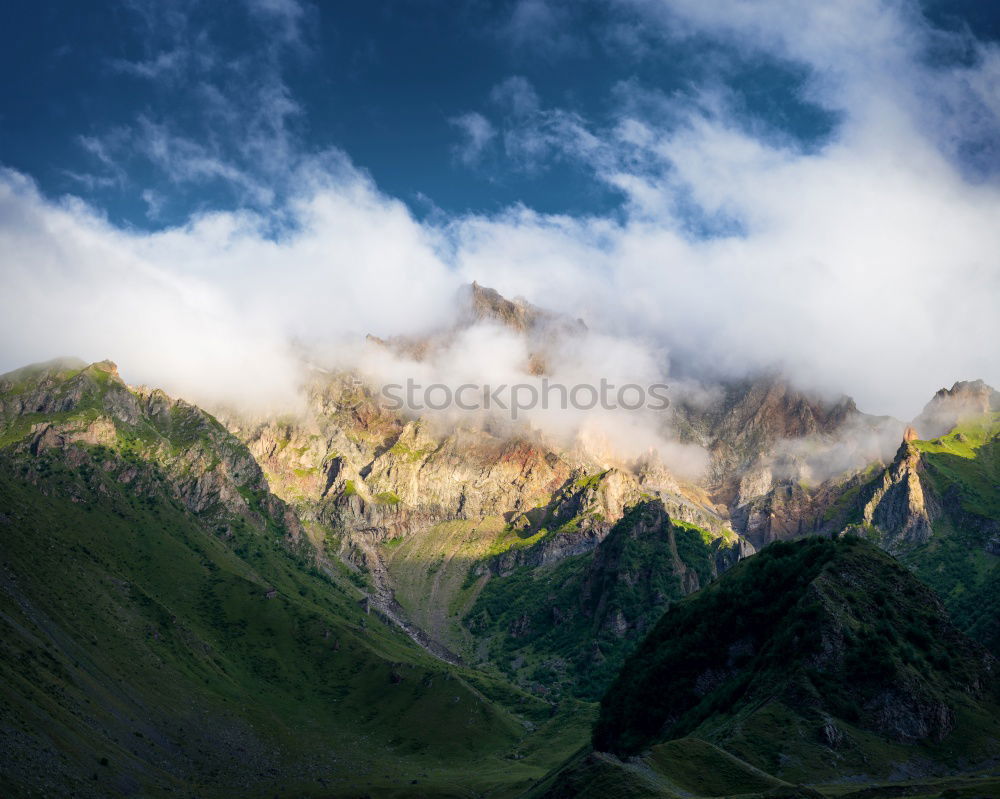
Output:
top-left (446, 2), bottom-right (1000, 419)
top-left (1, 0), bottom-right (999, 460)
top-left (0, 162), bottom-right (458, 411)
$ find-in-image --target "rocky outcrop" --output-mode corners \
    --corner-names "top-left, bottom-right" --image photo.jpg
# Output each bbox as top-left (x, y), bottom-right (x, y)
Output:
top-left (913, 379), bottom-right (1000, 439)
top-left (490, 467), bottom-right (737, 575)
top-left (1, 359), bottom-right (303, 542)
top-left (364, 281), bottom-right (587, 376)
top-left (670, 374), bottom-right (864, 484)
top-left (858, 439), bottom-right (939, 553)
top-left (461, 281), bottom-right (586, 338)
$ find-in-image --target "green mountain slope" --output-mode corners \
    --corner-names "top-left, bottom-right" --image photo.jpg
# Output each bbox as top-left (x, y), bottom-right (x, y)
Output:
top-left (593, 538), bottom-right (999, 783)
top-left (0, 360), bottom-right (590, 797)
top-left (847, 411), bottom-right (1000, 657)
top-left (464, 500), bottom-right (741, 699)
top-left (906, 413), bottom-right (1000, 655)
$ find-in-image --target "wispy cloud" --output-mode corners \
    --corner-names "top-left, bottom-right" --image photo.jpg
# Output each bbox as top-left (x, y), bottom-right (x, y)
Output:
top-left (449, 112), bottom-right (497, 167)
top-left (245, 0), bottom-right (311, 50)
top-left (77, 0), bottom-right (311, 214)
top-left (454, 76), bottom-right (603, 175)
top-left (498, 0), bottom-right (588, 58)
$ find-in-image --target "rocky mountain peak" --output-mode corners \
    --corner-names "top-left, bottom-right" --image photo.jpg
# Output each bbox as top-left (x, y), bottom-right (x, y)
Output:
top-left (671, 373), bottom-right (867, 489)
top-left (87, 359), bottom-right (120, 378)
top-left (460, 281), bottom-right (587, 337)
top-left (855, 435), bottom-right (938, 553)
top-left (364, 282), bottom-right (587, 376)
top-left (913, 378), bottom-right (1000, 438)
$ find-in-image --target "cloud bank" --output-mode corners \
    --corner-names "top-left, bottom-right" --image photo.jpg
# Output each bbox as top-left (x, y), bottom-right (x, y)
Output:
top-left (1, 0), bottom-right (999, 436)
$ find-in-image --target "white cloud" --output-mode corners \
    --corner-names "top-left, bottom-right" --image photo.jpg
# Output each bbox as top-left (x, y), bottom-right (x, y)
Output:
top-left (469, 76), bottom-right (604, 174)
top-left (449, 112), bottom-right (497, 167)
top-left (110, 48), bottom-right (189, 81)
top-left (1, 0), bottom-right (999, 442)
top-left (0, 162), bottom-right (457, 412)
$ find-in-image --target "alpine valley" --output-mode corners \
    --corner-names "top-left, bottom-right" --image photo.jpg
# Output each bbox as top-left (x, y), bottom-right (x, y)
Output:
top-left (1, 285), bottom-right (998, 798)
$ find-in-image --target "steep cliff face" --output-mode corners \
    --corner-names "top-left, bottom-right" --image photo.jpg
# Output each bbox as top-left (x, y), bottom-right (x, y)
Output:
top-left (665, 374), bottom-right (905, 549)
top-left (671, 374), bottom-right (864, 483)
top-left (228, 373), bottom-right (586, 537)
top-left (857, 439), bottom-right (939, 553)
top-left (732, 479), bottom-right (837, 550)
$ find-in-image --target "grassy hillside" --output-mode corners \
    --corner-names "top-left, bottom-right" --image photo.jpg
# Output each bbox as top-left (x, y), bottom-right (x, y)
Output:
top-left (906, 413), bottom-right (1000, 655)
top-left (465, 501), bottom-right (726, 699)
top-left (0, 361), bottom-right (591, 797)
top-left (383, 516), bottom-right (509, 656)
top-left (593, 537), bottom-right (999, 783)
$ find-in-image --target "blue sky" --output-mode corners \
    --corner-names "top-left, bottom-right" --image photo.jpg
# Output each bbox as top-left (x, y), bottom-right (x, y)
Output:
top-left (1, 1), bottom-right (1000, 422)
top-left (6, 0), bottom-right (980, 227)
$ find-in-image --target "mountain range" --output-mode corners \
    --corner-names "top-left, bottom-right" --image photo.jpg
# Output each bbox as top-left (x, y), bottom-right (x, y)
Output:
top-left (1, 284), bottom-right (998, 797)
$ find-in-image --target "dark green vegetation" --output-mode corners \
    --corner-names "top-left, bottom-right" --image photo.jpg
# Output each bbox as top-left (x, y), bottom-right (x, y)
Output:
top-left (593, 537), bottom-right (999, 781)
top-left (907, 414), bottom-right (1000, 656)
top-left (0, 361), bottom-right (591, 797)
top-left (466, 501), bottom-right (724, 699)
top-left (526, 537), bottom-right (1000, 799)
top-left (524, 738), bottom-right (795, 799)
top-left (4, 360), bottom-right (1000, 798)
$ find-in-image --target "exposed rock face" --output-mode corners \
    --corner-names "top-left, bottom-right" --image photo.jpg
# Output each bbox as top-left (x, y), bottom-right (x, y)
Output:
top-left (733, 482), bottom-right (823, 550)
top-left (1, 359), bottom-right (302, 541)
top-left (365, 281), bottom-right (587, 376)
top-left (735, 465), bottom-right (773, 507)
top-left (466, 499), bottom-right (750, 697)
top-left (461, 281), bottom-right (586, 338)
top-left (489, 466), bottom-right (736, 576)
top-left (913, 379), bottom-right (1000, 439)
top-left (728, 466), bottom-right (879, 551)
top-left (227, 369), bottom-right (736, 558)
top-left (231, 377), bottom-right (577, 544)
top-left (858, 439), bottom-right (938, 553)
top-left (665, 373), bottom-right (906, 546)
top-left (671, 374), bottom-right (863, 485)
top-left (365, 423), bottom-right (569, 522)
